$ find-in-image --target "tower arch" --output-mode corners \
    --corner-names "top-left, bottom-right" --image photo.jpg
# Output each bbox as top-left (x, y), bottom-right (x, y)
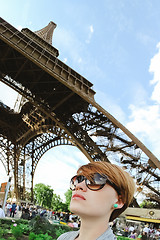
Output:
top-left (0, 17), bottom-right (159, 204)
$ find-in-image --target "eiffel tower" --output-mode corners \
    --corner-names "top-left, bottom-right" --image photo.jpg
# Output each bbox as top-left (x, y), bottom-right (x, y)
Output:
top-left (0, 17), bottom-right (159, 204)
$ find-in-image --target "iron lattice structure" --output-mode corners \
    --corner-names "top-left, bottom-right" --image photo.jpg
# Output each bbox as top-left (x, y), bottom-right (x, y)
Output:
top-left (0, 17), bottom-right (159, 203)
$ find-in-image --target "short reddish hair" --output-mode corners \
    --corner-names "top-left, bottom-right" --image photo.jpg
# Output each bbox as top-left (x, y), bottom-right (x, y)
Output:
top-left (77, 161), bottom-right (136, 222)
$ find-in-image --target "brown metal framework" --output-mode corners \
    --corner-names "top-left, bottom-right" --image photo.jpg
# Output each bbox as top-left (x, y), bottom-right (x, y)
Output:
top-left (0, 17), bottom-right (159, 203)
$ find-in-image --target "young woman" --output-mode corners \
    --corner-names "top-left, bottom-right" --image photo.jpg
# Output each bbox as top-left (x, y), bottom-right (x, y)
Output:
top-left (57, 161), bottom-right (135, 240)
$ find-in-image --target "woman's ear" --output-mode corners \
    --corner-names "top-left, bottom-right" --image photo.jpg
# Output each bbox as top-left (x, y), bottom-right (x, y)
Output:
top-left (114, 195), bottom-right (124, 209)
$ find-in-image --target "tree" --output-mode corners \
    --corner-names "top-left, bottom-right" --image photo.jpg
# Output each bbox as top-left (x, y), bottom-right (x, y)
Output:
top-left (51, 193), bottom-right (67, 211)
top-left (25, 190), bottom-right (31, 201)
top-left (64, 189), bottom-right (72, 211)
top-left (33, 183), bottom-right (53, 208)
top-left (140, 200), bottom-right (159, 209)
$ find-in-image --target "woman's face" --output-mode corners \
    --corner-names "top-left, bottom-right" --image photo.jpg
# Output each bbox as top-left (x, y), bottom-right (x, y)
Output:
top-left (70, 176), bottom-right (119, 220)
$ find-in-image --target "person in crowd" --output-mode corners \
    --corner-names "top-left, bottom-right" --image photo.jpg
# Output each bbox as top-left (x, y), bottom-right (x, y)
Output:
top-left (64, 212), bottom-right (70, 222)
top-left (0, 205), bottom-right (5, 218)
top-left (6, 202), bottom-right (12, 216)
top-left (41, 208), bottom-right (47, 217)
top-left (21, 209), bottom-right (30, 220)
top-left (69, 213), bottom-right (74, 222)
top-left (129, 231), bottom-right (136, 239)
top-left (124, 225), bottom-right (129, 237)
top-left (31, 208), bottom-right (37, 219)
top-left (143, 225), bottom-right (150, 236)
top-left (25, 205), bottom-right (30, 214)
top-left (137, 232), bottom-right (142, 240)
top-left (72, 218), bottom-right (79, 228)
top-left (141, 231), bottom-right (148, 240)
top-left (10, 202), bottom-right (16, 218)
top-left (57, 161), bottom-right (135, 240)
top-left (154, 228), bottom-right (160, 239)
top-left (68, 220), bottom-right (74, 228)
top-left (129, 225), bottom-right (135, 235)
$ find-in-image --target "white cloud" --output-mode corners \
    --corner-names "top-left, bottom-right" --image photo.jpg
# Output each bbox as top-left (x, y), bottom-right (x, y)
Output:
top-left (126, 42), bottom-right (160, 159)
top-left (54, 27), bottom-right (82, 65)
top-left (149, 42), bottom-right (160, 103)
top-left (127, 104), bottom-right (160, 157)
top-left (86, 25), bottom-right (94, 44)
top-left (0, 162), bottom-right (8, 183)
top-left (34, 146), bottom-right (89, 201)
top-left (17, 25), bottom-right (23, 31)
top-left (63, 57), bottom-right (67, 63)
top-left (90, 25), bottom-right (94, 34)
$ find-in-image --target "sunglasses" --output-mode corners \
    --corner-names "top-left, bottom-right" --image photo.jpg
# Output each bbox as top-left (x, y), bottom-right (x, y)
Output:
top-left (70, 173), bottom-right (120, 194)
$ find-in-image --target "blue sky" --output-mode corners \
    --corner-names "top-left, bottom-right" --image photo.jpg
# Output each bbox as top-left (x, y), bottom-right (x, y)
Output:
top-left (0, 0), bottom-right (160, 201)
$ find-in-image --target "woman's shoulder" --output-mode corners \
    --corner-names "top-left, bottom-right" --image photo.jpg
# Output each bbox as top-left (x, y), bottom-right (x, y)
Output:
top-left (97, 227), bottom-right (117, 240)
top-left (57, 230), bottom-right (79, 240)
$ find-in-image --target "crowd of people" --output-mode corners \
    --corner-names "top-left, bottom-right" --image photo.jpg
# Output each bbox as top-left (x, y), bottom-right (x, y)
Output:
top-left (4, 201), bottom-right (80, 228)
top-left (0, 201), bottom-right (159, 239)
top-left (115, 222), bottom-right (160, 240)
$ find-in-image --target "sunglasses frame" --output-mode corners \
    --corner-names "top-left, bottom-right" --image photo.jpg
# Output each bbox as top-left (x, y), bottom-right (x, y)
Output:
top-left (70, 173), bottom-right (120, 194)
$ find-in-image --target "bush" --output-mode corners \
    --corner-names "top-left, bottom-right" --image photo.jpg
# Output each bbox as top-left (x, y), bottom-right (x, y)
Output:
top-left (11, 224), bottom-right (23, 239)
top-left (117, 236), bottom-right (132, 240)
top-left (55, 227), bottom-right (67, 238)
top-left (29, 215), bottom-right (76, 238)
top-left (0, 216), bottom-right (75, 239)
top-left (0, 218), bottom-right (29, 229)
top-left (0, 228), bottom-right (10, 237)
top-left (29, 232), bottom-right (53, 240)
top-left (29, 215), bottom-right (56, 236)
top-left (7, 237), bottom-right (16, 240)
top-left (19, 223), bottom-right (31, 234)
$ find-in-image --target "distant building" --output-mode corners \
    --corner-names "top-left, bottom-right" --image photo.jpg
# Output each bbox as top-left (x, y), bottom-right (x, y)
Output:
top-left (120, 207), bottom-right (160, 229)
top-left (0, 182), bottom-right (7, 205)
top-left (0, 182), bottom-right (7, 192)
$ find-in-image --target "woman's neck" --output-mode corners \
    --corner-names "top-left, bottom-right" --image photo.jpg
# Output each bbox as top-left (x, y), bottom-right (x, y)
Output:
top-left (76, 216), bottom-right (110, 240)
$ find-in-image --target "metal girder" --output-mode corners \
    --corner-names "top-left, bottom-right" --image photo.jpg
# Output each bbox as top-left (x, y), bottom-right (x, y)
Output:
top-left (0, 17), bottom-right (159, 204)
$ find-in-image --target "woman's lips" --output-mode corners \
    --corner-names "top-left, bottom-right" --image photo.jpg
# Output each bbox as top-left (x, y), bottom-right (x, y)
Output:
top-left (72, 193), bottom-right (86, 200)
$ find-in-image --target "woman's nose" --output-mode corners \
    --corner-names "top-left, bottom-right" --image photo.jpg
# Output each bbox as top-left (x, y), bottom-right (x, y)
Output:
top-left (75, 180), bottom-right (87, 191)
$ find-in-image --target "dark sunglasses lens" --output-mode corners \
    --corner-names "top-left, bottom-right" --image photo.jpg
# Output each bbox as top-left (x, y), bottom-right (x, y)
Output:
top-left (70, 176), bottom-right (76, 190)
top-left (70, 173), bottom-right (120, 193)
top-left (70, 175), bottom-right (85, 190)
top-left (86, 173), bottom-right (106, 190)
top-left (86, 181), bottom-right (103, 190)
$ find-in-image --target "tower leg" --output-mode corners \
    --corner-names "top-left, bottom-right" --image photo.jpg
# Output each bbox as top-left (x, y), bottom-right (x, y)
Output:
top-left (14, 145), bottom-right (19, 200)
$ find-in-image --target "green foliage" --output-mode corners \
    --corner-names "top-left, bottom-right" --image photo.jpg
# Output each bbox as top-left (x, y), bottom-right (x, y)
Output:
top-left (0, 218), bottom-right (28, 226)
top-left (33, 183), bottom-right (71, 211)
top-left (29, 232), bottom-right (37, 240)
top-left (64, 189), bottom-right (72, 211)
top-left (140, 199), bottom-right (159, 209)
top-left (34, 183), bottom-right (53, 208)
top-left (0, 227), bottom-right (10, 238)
top-left (33, 183), bottom-right (72, 211)
top-left (19, 223), bottom-right (32, 234)
top-left (0, 215), bottom-right (72, 239)
top-left (117, 237), bottom-right (132, 240)
top-left (52, 193), bottom-right (68, 211)
top-left (55, 227), bottom-right (67, 238)
top-left (11, 224), bottom-right (23, 239)
top-left (29, 232), bottom-right (53, 240)
top-left (29, 215), bottom-right (57, 237)
top-left (52, 193), bottom-right (63, 210)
